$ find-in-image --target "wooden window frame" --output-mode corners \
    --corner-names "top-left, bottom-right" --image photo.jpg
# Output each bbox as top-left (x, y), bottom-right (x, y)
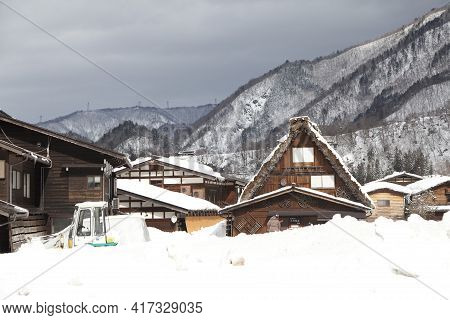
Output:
top-left (87, 175), bottom-right (102, 190)
top-left (377, 200), bottom-right (391, 207)
top-left (311, 175), bottom-right (335, 189)
top-left (23, 173), bottom-right (31, 198)
top-left (0, 160), bottom-right (5, 179)
top-left (292, 147), bottom-right (314, 163)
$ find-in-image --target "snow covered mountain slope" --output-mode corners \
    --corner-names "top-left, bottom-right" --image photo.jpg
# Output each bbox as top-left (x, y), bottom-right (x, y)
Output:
top-left (193, 114), bottom-right (449, 180)
top-left (37, 104), bottom-right (215, 142)
top-left (184, 6), bottom-right (449, 153)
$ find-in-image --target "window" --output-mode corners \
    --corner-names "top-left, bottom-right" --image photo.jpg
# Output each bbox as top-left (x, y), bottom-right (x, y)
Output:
top-left (93, 207), bottom-right (105, 236)
top-left (180, 185), bottom-right (191, 195)
top-left (292, 147), bottom-right (314, 163)
top-left (377, 200), bottom-right (391, 207)
top-left (0, 160), bottom-right (5, 179)
top-left (311, 175), bottom-right (335, 189)
top-left (192, 188), bottom-right (205, 199)
top-left (23, 173), bottom-right (31, 198)
top-left (76, 209), bottom-right (92, 236)
top-left (12, 170), bottom-right (21, 189)
top-left (87, 176), bottom-right (101, 190)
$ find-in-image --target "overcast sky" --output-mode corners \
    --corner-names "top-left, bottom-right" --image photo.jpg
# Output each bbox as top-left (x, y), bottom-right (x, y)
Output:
top-left (0, 0), bottom-right (447, 123)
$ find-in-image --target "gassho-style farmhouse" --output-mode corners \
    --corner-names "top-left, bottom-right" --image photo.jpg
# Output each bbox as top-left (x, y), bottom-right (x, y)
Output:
top-left (0, 112), bottom-right (448, 252)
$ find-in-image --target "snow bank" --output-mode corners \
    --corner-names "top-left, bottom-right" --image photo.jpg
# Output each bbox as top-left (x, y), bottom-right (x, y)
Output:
top-left (1, 215), bottom-right (449, 318)
top-left (191, 220), bottom-right (226, 237)
top-left (107, 215), bottom-right (150, 244)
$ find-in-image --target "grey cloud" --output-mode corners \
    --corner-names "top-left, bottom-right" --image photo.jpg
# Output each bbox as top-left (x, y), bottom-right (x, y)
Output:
top-left (0, 0), bottom-right (447, 122)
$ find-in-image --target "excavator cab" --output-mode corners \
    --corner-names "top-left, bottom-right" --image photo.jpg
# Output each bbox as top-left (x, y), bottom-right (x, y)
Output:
top-left (69, 202), bottom-right (116, 248)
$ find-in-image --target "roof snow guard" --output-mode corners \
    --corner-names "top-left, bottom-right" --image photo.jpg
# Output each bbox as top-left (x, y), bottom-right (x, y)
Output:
top-left (0, 139), bottom-right (51, 166)
top-left (239, 116), bottom-right (374, 208)
top-left (0, 200), bottom-right (29, 219)
top-left (0, 115), bottom-right (131, 168)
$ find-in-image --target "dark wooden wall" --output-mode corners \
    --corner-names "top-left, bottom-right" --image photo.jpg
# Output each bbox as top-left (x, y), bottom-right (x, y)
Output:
top-left (255, 131), bottom-right (348, 199)
top-left (116, 162), bottom-right (239, 206)
top-left (229, 193), bottom-right (363, 236)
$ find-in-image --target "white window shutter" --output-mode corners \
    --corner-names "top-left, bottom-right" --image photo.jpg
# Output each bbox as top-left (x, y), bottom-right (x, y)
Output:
top-left (310, 176), bottom-right (322, 188)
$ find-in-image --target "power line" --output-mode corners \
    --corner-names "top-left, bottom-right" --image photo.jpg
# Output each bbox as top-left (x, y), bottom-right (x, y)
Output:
top-left (0, 0), bottom-right (162, 108)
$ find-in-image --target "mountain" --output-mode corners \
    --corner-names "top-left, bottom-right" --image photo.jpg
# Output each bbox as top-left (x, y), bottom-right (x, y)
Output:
top-left (96, 121), bottom-right (192, 159)
top-left (191, 112), bottom-right (449, 181)
top-left (37, 104), bottom-right (216, 142)
top-left (35, 5), bottom-right (450, 180)
top-left (183, 7), bottom-right (449, 155)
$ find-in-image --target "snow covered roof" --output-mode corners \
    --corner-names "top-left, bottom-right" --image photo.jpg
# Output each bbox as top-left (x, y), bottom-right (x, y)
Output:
top-left (117, 179), bottom-right (220, 214)
top-left (376, 171), bottom-right (424, 183)
top-left (155, 156), bottom-right (225, 181)
top-left (407, 176), bottom-right (450, 195)
top-left (0, 200), bottom-right (29, 219)
top-left (239, 116), bottom-right (374, 208)
top-left (222, 185), bottom-right (372, 213)
top-left (115, 155), bottom-right (226, 181)
top-left (427, 205), bottom-right (450, 213)
top-left (362, 181), bottom-right (410, 194)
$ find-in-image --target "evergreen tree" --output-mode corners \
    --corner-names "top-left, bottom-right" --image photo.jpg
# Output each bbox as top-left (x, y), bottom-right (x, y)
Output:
top-left (366, 162), bottom-right (375, 183)
top-left (413, 149), bottom-right (427, 175)
top-left (354, 163), bottom-right (366, 184)
top-left (393, 147), bottom-right (403, 172)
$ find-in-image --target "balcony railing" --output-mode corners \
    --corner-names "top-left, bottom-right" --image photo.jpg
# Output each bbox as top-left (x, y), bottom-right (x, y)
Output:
top-left (273, 166), bottom-right (326, 176)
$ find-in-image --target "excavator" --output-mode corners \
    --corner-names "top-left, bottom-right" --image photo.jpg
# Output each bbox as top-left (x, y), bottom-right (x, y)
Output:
top-left (38, 201), bottom-right (150, 249)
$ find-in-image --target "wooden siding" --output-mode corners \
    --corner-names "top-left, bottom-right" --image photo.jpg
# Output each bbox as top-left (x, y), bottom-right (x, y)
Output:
top-left (0, 122), bottom-right (119, 219)
top-left (255, 131), bottom-right (348, 199)
top-left (367, 191), bottom-right (405, 221)
top-left (145, 219), bottom-right (176, 232)
top-left (9, 214), bottom-right (48, 252)
top-left (431, 183), bottom-right (450, 205)
top-left (229, 192), bottom-right (364, 236)
top-left (116, 162), bottom-right (239, 206)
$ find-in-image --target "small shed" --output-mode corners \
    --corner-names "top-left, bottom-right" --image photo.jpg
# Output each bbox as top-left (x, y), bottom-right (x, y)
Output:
top-left (361, 181), bottom-right (410, 221)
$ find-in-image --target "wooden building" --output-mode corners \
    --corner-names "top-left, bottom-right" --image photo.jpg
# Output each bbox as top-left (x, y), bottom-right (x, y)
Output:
top-left (115, 156), bottom-right (244, 206)
top-left (375, 171), bottom-right (424, 186)
top-left (407, 176), bottom-right (450, 220)
top-left (117, 179), bottom-right (221, 232)
top-left (221, 117), bottom-right (373, 236)
top-left (361, 181), bottom-right (410, 221)
top-left (0, 114), bottom-right (130, 252)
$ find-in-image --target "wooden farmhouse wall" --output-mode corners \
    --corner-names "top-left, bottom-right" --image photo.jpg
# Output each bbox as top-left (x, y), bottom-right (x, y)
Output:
top-left (255, 131), bottom-right (349, 199)
top-left (230, 192), bottom-right (363, 236)
top-left (367, 191), bottom-right (406, 221)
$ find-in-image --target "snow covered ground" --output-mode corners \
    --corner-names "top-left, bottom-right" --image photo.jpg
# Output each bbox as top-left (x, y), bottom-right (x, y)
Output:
top-left (0, 215), bottom-right (449, 319)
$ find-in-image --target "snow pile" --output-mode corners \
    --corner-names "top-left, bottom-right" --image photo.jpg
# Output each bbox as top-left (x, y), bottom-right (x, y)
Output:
top-left (106, 215), bottom-right (150, 244)
top-left (0, 215), bottom-right (449, 318)
top-left (191, 220), bottom-right (226, 237)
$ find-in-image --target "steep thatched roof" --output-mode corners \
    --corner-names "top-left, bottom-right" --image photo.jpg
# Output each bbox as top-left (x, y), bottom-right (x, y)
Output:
top-left (239, 116), bottom-right (374, 208)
